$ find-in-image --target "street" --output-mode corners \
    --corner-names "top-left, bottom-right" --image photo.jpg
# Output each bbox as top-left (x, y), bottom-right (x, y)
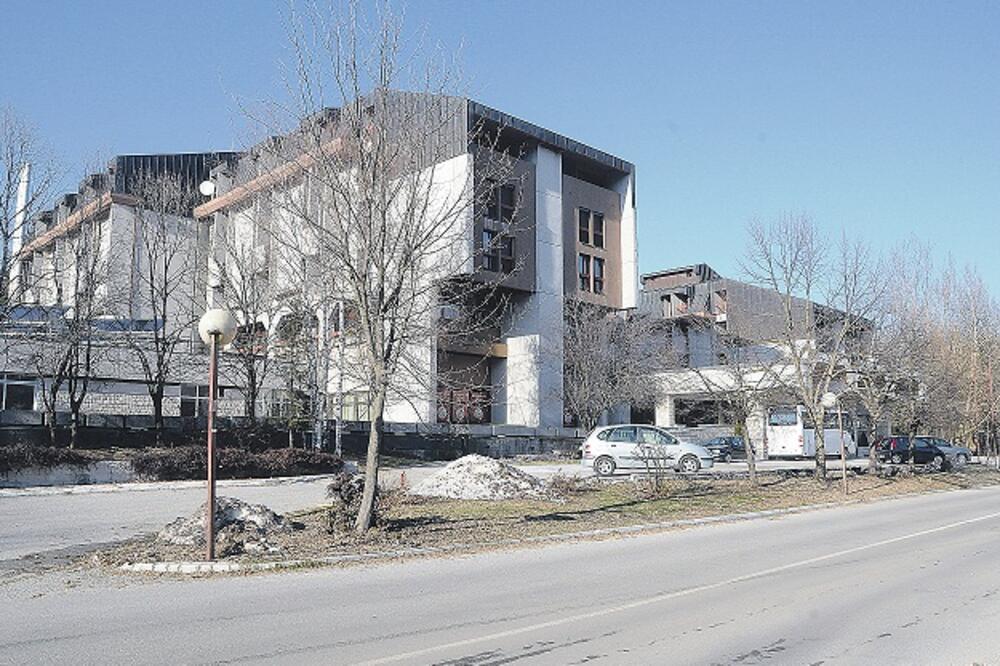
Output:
top-left (3, 484), bottom-right (1000, 664)
top-left (0, 464), bottom-right (580, 563)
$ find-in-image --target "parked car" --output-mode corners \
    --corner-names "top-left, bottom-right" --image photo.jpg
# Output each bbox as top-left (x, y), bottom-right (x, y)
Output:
top-left (580, 424), bottom-right (715, 476)
top-left (703, 436), bottom-right (752, 462)
top-left (917, 437), bottom-right (972, 466)
top-left (874, 436), bottom-right (951, 467)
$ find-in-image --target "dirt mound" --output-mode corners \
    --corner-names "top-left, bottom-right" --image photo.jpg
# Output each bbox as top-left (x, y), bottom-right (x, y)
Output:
top-left (409, 454), bottom-right (544, 500)
top-left (157, 496), bottom-right (293, 556)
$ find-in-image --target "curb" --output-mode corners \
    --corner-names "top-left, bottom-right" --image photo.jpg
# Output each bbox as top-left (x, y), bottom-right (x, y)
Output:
top-left (0, 470), bottom-right (350, 498)
top-left (119, 486), bottom-right (981, 576)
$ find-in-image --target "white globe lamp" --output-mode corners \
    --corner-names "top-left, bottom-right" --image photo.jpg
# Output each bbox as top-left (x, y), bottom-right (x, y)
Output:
top-left (198, 308), bottom-right (238, 346)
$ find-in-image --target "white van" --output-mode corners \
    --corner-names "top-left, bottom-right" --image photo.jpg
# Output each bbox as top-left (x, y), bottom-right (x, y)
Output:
top-left (765, 406), bottom-right (857, 458)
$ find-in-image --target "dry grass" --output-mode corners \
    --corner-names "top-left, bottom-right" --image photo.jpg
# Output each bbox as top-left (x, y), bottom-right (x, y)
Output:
top-left (94, 465), bottom-right (1000, 570)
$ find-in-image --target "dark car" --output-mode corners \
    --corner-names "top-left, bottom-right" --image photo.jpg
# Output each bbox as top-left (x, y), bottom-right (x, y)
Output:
top-left (704, 436), bottom-right (751, 462)
top-left (874, 436), bottom-right (949, 467)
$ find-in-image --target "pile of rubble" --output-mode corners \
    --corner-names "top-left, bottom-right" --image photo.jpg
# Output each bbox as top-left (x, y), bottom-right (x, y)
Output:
top-left (157, 496), bottom-right (293, 557)
top-left (409, 454), bottom-right (545, 500)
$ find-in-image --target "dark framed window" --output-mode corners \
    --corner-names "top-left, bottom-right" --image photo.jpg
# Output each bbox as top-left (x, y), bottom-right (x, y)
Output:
top-left (592, 212), bottom-right (604, 248)
top-left (3, 382), bottom-right (34, 410)
top-left (499, 184), bottom-right (515, 224)
top-left (593, 257), bottom-right (605, 295)
top-left (578, 209), bottom-right (590, 244)
top-left (500, 235), bottom-right (515, 273)
top-left (578, 253), bottom-right (591, 291)
top-left (482, 229), bottom-right (514, 274)
top-left (485, 181), bottom-right (516, 224)
top-left (482, 229), bottom-right (499, 272)
top-left (180, 384), bottom-right (210, 417)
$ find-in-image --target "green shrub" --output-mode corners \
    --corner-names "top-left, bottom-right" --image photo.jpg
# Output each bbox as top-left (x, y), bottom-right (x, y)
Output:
top-left (0, 445), bottom-right (90, 475)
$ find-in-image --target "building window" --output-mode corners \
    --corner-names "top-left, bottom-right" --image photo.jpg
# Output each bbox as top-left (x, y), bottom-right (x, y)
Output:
top-left (482, 229), bottom-right (499, 272)
top-left (578, 208), bottom-right (590, 244)
top-left (180, 384), bottom-right (222, 417)
top-left (500, 235), bottom-right (515, 273)
top-left (593, 257), bottom-right (605, 294)
top-left (334, 391), bottom-right (370, 422)
top-left (592, 212), bottom-right (604, 248)
top-left (482, 229), bottom-right (514, 274)
top-left (485, 181), bottom-right (516, 224)
top-left (578, 253), bottom-right (591, 291)
top-left (2, 375), bottom-right (35, 410)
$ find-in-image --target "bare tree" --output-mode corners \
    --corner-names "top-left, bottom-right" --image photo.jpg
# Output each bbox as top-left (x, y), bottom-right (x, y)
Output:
top-left (688, 325), bottom-right (793, 485)
top-left (562, 299), bottom-right (670, 432)
top-left (744, 216), bottom-right (884, 481)
top-left (214, 200), bottom-right (283, 425)
top-left (124, 173), bottom-right (200, 442)
top-left (1, 108), bottom-right (56, 318)
top-left (243, 1), bottom-right (519, 531)
top-left (16, 179), bottom-right (112, 447)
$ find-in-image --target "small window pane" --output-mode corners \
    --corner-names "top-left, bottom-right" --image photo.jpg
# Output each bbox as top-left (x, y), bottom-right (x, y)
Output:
top-left (5, 384), bottom-right (34, 410)
top-left (578, 254), bottom-right (591, 291)
top-left (578, 209), bottom-right (590, 244)
top-left (593, 257), bottom-right (605, 295)
top-left (592, 212), bottom-right (604, 248)
top-left (500, 184), bottom-right (515, 207)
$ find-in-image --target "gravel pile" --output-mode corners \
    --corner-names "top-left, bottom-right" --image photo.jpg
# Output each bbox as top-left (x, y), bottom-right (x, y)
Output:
top-left (409, 454), bottom-right (545, 500)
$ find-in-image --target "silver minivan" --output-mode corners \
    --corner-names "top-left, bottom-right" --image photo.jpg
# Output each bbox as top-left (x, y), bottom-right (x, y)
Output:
top-left (580, 424), bottom-right (715, 476)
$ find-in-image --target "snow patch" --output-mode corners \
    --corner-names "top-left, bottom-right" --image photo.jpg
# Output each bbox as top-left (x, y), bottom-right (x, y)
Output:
top-left (409, 454), bottom-right (545, 500)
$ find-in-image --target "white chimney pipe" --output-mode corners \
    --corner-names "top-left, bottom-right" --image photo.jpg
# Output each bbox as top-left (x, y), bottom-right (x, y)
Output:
top-left (9, 163), bottom-right (31, 302)
top-left (12, 162), bottom-right (31, 255)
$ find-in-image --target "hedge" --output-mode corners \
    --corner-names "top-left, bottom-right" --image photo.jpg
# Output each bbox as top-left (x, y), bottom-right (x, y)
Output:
top-left (0, 445), bottom-right (91, 475)
top-left (131, 446), bottom-right (344, 481)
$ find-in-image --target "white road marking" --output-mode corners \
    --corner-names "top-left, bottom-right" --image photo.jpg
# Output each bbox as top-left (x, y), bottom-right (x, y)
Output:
top-left (357, 509), bottom-right (1000, 665)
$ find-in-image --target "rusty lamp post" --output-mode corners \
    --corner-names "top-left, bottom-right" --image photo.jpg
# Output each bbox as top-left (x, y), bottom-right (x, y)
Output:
top-left (198, 308), bottom-right (237, 561)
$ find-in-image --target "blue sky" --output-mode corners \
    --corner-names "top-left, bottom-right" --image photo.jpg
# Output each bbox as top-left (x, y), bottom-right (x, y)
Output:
top-left (2, 1), bottom-right (998, 289)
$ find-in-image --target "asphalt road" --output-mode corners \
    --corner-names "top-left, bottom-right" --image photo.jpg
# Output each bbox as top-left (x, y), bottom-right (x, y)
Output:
top-left (3, 485), bottom-right (1000, 664)
top-left (0, 464), bottom-right (580, 563)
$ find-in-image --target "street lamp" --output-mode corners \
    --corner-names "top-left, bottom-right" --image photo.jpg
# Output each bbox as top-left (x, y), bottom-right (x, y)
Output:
top-left (198, 308), bottom-right (237, 561)
top-left (821, 391), bottom-right (848, 495)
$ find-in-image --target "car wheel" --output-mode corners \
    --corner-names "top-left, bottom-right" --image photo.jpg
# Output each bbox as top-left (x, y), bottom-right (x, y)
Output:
top-left (931, 455), bottom-right (944, 470)
top-left (679, 455), bottom-right (700, 474)
top-left (958, 454), bottom-right (968, 466)
top-left (724, 453), bottom-right (733, 463)
top-left (594, 456), bottom-right (616, 477)
top-left (891, 453), bottom-right (903, 464)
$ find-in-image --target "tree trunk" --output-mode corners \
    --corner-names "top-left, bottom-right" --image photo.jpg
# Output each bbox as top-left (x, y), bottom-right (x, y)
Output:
top-left (152, 387), bottom-right (165, 447)
top-left (744, 434), bottom-right (758, 486)
top-left (70, 412), bottom-right (80, 450)
top-left (814, 411), bottom-right (827, 481)
top-left (355, 385), bottom-right (387, 533)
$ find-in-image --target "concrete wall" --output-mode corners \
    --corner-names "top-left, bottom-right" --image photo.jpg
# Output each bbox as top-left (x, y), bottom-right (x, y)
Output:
top-left (504, 145), bottom-right (565, 428)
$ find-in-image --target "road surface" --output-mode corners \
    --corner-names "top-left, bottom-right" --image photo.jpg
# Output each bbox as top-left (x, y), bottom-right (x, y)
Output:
top-left (3, 484), bottom-right (1000, 664)
top-left (0, 464), bottom-right (579, 563)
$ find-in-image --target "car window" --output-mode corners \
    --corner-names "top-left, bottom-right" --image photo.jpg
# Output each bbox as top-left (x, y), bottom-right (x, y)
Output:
top-left (608, 426), bottom-right (637, 443)
top-left (596, 429), bottom-right (611, 441)
top-left (638, 427), bottom-right (674, 445)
